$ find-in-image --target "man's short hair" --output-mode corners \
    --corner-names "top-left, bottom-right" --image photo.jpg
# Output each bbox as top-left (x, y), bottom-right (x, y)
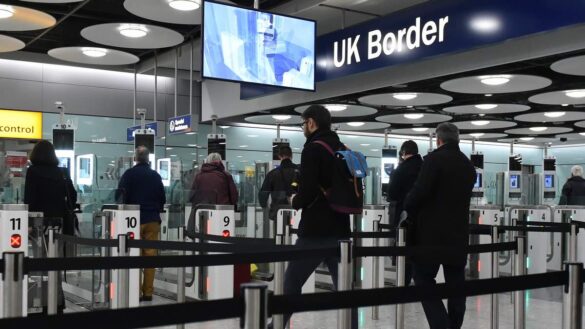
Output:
top-left (206, 153), bottom-right (222, 163)
top-left (572, 165), bottom-right (583, 177)
top-left (435, 122), bottom-right (460, 144)
top-left (400, 140), bottom-right (419, 156)
top-left (278, 145), bottom-right (292, 158)
top-left (135, 146), bottom-right (150, 164)
top-left (302, 105), bottom-right (331, 130)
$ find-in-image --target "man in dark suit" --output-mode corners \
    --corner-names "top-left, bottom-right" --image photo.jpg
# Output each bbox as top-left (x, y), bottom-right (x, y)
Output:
top-left (404, 123), bottom-right (476, 329)
top-left (387, 140), bottom-right (423, 285)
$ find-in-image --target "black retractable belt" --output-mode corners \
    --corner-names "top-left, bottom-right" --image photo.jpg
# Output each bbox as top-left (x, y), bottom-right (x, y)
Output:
top-left (54, 233), bottom-right (118, 248)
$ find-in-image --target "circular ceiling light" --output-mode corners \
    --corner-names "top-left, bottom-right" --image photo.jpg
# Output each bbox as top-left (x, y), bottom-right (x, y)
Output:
top-left (219, 126), bottom-right (230, 129)
top-left (520, 137), bottom-right (535, 141)
top-left (412, 127), bottom-right (429, 132)
top-left (392, 93), bottom-right (418, 101)
top-left (480, 75), bottom-right (511, 86)
top-left (347, 122), bottom-right (365, 127)
top-left (0, 5), bottom-right (14, 19)
top-left (562, 104), bottom-right (569, 107)
top-left (565, 90), bottom-right (585, 98)
top-left (272, 115), bottom-right (291, 121)
top-left (529, 127), bottom-right (548, 132)
top-left (118, 24), bottom-right (148, 38)
top-left (168, 0), bottom-right (200, 11)
top-left (469, 133), bottom-right (485, 138)
top-left (471, 120), bottom-right (491, 126)
top-left (404, 113), bottom-right (424, 120)
top-left (580, 132), bottom-right (585, 136)
top-left (81, 47), bottom-right (107, 57)
top-left (475, 104), bottom-right (498, 110)
top-left (325, 104), bottom-right (347, 112)
top-left (544, 111), bottom-right (566, 118)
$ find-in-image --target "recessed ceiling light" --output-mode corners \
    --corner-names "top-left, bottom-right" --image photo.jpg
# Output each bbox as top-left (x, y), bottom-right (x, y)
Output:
top-left (360, 144), bottom-right (370, 146)
top-left (544, 112), bottom-right (566, 118)
top-left (170, 154), bottom-right (177, 157)
top-left (485, 94), bottom-right (493, 97)
top-left (562, 104), bottom-right (569, 107)
top-left (0, 5), bottom-right (15, 19)
top-left (325, 104), bottom-right (348, 112)
top-left (168, 0), bottom-right (201, 11)
top-left (81, 47), bottom-right (108, 58)
top-left (480, 75), bottom-right (511, 86)
top-left (187, 144), bottom-right (197, 147)
top-left (247, 135), bottom-right (259, 138)
top-left (471, 120), bottom-right (490, 126)
top-left (219, 126), bottom-right (230, 129)
top-left (272, 115), bottom-right (291, 121)
top-left (347, 122), bottom-right (365, 127)
top-left (580, 133), bottom-right (585, 137)
top-left (371, 149), bottom-right (380, 152)
top-left (392, 93), bottom-right (418, 101)
top-left (520, 137), bottom-right (535, 141)
top-left (118, 24), bottom-right (149, 38)
top-left (404, 113), bottom-right (424, 120)
top-left (565, 90), bottom-right (585, 98)
top-left (166, 147), bottom-right (173, 150)
top-left (469, 133), bottom-right (485, 138)
top-left (475, 104), bottom-right (498, 110)
top-left (529, 127), bottom-right (548, 132)
top-left (128, 150), bottom-right (134, 153)
top-left (237, 155), bottom-right (243, 158)
top-left (239, 145), bottom-right (248, 148)
top-left (412, 127), bottom-right (429, 132)
top-left (470, 15), bottom-right (501, 33)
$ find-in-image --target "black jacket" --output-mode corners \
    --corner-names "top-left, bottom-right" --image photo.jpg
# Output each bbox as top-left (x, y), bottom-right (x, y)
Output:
top-left (404, 143), bottom-right (476, 263)
top-left (292, 129), bottom-right (351, 238)
top-left (560, 176), bottom-right (585, 205)
top-left (116, 163), bottom-right (166, 224)
top-left (24, 164), bottom-right (77, 223)
top-left (259, 158), bottom-right (299, 220)
top-left (387, 154), bottom-right (423, 228)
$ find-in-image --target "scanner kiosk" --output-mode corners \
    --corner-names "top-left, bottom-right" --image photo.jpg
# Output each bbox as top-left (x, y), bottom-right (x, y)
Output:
top-left (0, 204), bottom-right (28, 318)
top-left (541, 157), bottom-right (563, 271)
top-left (134, 129), bottom-right (156, 170)
top-left (76, 154), bottom-right (95, 186)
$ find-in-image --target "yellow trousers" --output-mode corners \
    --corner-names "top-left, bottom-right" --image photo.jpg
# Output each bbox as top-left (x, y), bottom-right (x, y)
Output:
top-left (140, 221), bottom-right (160, 297)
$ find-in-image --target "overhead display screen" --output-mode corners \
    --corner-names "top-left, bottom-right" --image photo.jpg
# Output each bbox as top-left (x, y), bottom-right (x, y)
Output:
top-left (203, 0), bottom-right (316, 91)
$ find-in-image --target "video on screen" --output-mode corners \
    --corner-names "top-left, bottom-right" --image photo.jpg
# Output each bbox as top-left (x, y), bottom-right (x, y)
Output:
top-left (203, 1), bottom-right (316, 91)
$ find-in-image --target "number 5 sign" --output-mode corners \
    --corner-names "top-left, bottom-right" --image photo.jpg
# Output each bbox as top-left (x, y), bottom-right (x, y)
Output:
top-left (0, 205), bottom-right (28, 253)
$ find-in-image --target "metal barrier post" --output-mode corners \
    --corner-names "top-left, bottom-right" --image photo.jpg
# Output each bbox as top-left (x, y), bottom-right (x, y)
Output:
top-left (117, 234), bottom-right (130, 309)
top-left (514, 237), bottom-right (526, 329)
top-left (273, 234), bottom-right (286, 329)
top-left (371, 220), bottom-right (380, 320)
top-left (569, 223), bottom-right (578, 262)
top-left (177, 227), bottom-right (186, 329)
top-left (562, 263), bottom-right (583, 329)
top-left (395, 227), bottom-right (406, 329)
top-left (2, 252), bottom-right (24, 318)
top-left (284, 225), bottom-right (292, 246)
top-left (338, 240), bottom-right (353, 329)
top-left (491, 226), bottom-right (499, 329)
top-left (240, 283), bottom-right (268, 329)
top-left (47, 229), bottom-right (59, 315)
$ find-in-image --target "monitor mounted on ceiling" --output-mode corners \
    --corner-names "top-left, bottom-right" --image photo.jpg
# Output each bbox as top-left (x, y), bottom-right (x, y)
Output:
top-left (202, 0), bottom-right (316, 91)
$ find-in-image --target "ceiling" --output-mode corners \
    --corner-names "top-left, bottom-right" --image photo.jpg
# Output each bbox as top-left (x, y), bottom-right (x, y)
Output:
top-left (220, 48), bottom-right (585, 146)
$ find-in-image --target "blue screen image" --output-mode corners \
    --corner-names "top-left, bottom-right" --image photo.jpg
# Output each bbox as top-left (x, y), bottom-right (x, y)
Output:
top-left (203, 1), bottom-right (316, 91)
top-left (474, 173), bottom-right (482, 189)
top-left (544, 175), bottom-right (554, 188)
top-left (510, 175), bottom-right (520, 189)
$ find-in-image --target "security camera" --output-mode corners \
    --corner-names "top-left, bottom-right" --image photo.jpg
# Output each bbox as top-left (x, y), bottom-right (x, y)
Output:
top-left (55, 101), bottom-right (64, 110)
top-left (560, 137), bottom-right (568, 142)
top-left (136, 108), bottom-right (146, 117)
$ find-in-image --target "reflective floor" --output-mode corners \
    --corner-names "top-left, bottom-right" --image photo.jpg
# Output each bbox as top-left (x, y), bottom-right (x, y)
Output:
top-left (99, 286), bottom-right (578, 329)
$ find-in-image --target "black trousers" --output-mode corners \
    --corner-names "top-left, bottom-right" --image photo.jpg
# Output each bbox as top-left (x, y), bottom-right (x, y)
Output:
top-left (280, 237), bottom-right (358, 329)
top-left (413, 262), bottom-right (467, 329)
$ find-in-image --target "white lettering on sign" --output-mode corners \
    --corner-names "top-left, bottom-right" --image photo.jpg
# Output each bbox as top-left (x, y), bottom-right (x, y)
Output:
top-left (335, 16), bottom-right (449, 67)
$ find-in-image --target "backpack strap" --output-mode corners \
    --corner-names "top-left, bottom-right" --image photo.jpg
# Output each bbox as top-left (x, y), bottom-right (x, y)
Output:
top-left (312, 140), bottom-right (335, 156)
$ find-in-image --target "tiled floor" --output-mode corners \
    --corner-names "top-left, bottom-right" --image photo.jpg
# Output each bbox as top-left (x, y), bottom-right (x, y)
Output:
top-left (127, 287), bottom-right (572, 329)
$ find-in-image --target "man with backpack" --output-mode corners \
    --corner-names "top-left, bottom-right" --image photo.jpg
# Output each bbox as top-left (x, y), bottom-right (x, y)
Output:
top-left (258, 145), bottom-right (299, 221)
top-left (275, 104), bottom-right (361, 328)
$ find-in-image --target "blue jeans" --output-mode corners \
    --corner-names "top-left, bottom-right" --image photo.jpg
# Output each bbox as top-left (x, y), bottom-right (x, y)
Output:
top-left (282, 237), bottom-right (357, 328)
top-left (413, 262), bottom-right (467, 329)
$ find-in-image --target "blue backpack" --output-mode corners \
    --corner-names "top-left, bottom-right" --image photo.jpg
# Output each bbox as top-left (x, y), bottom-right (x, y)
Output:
top-left (313, 141), bottom-right (368, 214)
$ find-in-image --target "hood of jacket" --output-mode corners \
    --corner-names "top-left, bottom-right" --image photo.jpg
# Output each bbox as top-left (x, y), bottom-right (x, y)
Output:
top-left (201, 161), bottom-right (226, 173)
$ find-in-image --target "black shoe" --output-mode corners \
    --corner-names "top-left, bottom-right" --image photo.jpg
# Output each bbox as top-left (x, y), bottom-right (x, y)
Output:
top-left (140, 296), bottom-right (153, 302)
